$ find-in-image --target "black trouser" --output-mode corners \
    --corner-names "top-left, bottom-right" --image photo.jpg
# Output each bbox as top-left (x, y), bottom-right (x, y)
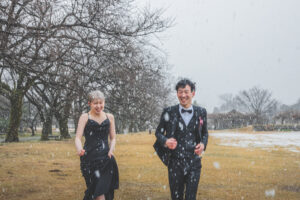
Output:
top-left (168, 157), bottom-right (201, 200)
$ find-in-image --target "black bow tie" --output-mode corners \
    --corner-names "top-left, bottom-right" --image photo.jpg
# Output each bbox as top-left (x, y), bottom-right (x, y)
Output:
top-left (181, 109), bottom-right (192, 114)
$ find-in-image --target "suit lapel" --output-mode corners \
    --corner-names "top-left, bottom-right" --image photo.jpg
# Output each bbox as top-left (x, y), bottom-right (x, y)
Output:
top-left (167, 105), bottom-right (179, 138)
top-left (186, 105), bottom-right (199, 129)
top-left (193, 105), bottom-right (199, 118)
top-left (175, 104), bottom-right (187, 132)
top-left (193, 106), bottom-right (202, 143)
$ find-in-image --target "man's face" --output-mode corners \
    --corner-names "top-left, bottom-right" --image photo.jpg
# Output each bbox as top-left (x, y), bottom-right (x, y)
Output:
top-left (177, 85), bottom-right (195, 108)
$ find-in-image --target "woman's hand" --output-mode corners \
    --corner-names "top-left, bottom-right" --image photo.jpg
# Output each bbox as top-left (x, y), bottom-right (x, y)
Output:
top-left (108, 151), bottom-right (114, 158)
top-left (78, 149), bottom-right (85, 157)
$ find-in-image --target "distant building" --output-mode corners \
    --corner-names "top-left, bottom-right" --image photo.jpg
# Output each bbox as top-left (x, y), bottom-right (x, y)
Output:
top-left (208, 110), bottom-right (255, 130)
top-left (274, 111), bottom-right (300, 125)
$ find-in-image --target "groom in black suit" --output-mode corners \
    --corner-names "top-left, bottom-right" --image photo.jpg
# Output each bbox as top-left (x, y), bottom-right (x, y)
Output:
top-left (154, 79), bottom-right (208, 200)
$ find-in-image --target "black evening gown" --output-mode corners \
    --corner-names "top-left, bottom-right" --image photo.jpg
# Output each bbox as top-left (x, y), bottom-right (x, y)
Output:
top-left (80, 115), bottom-right (119, 200)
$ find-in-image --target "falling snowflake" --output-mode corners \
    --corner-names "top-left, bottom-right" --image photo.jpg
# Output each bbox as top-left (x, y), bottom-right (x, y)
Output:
top-left (213, 162), bottom-right (220, 169)
top-left (164, 112), bottom-right (170, 122)
top-left (183, 169), bottom-right (187, 175)
top-left (94, 170), bottom-right (100, 178)
top-left (265, 189), bottom-right (275, 197)
top-left (179, 122), bottom-right (183, 131)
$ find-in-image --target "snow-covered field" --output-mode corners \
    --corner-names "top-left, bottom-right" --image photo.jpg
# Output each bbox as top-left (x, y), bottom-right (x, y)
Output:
top-left (210, 132), bottom-right (300, 153)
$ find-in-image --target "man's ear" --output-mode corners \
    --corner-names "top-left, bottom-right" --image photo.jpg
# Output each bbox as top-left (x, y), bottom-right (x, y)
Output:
top-left (192, 91), bottom-right (195, 97)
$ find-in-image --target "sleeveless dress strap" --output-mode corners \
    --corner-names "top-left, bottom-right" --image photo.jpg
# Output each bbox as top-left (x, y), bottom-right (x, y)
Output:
top-left (105, 113), bottom-right (110, 122)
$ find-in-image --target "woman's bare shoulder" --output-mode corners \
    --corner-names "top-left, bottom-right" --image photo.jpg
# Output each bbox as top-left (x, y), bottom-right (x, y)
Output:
top-left (106, 113), bottom-right (114, 120)
top-left (79, 113), bottom-right (89, 121)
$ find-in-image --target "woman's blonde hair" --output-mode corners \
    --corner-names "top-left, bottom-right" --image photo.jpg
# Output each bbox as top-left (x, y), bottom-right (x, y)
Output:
top-left (88, 90), bottom-right (105, 102)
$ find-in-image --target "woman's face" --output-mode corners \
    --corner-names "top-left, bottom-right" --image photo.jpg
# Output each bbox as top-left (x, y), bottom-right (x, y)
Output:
top-left (88, 98), bottom-right (105, 114)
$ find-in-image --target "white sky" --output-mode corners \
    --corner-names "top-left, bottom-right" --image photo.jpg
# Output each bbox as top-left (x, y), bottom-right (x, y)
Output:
top-left (137, 0), bottom-right (300, 112)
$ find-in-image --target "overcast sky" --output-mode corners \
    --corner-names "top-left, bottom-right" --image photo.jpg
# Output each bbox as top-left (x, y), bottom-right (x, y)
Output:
top-left (137, 0), bottom-right (300, 112)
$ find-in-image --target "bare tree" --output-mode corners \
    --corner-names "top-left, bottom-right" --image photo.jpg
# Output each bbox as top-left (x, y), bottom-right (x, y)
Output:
top-left (21, 100), bottom-right (39, 136)
top-left (1, 0), bottom-right (173, 142)
top-left (64, 0), bottom-right (173, 133)
top-left (217, 93), bottom-right (240, 113)
top-left (236, 86), bottom-right (277, 124)
top-left (0, 0), bottom-right (78, 142)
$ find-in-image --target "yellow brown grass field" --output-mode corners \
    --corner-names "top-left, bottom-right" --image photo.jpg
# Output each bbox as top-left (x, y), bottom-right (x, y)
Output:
top-left (0, 132), bottom-right (300, 200)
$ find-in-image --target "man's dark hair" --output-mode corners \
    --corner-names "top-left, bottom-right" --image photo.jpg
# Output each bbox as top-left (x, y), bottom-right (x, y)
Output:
top-left (175, 79), bottom-right (196, 92)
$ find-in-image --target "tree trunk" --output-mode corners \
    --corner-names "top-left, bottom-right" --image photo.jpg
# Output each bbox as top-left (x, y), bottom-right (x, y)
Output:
top-left (30, 113), bottom-right (38, 136)
top-left (72, 99), bottom-right (84, 134)
top-left (56, 101), bottom-right (72, 139)
top-left (30, 123), bottom-right (35, 136)
top-left (57, 115), bottom-right (70, 139)
top-left (41, 113), bottom-right (53, 140)
top-left (129, 123), bottom-right (133, 133)
top-left (5, 91), bottom-right (24, 142)
top-left (73, 117), bottom-right (78, 134)
top-left (115, 119), bottom-right (121, 134)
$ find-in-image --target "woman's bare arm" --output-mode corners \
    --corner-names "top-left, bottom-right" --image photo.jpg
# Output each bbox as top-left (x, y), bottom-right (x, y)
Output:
top-left (107, 113), bottom-right (116, 158)
top-left (75, 113), bottom-right (88, 156)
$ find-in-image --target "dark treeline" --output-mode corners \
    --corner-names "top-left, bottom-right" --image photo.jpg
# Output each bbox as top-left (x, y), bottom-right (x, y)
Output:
top-left (0, 0), bottom-right (173, 142)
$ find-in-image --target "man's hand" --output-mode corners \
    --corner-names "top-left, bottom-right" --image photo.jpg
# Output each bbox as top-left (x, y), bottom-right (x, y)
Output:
top-left (194, 143), bottom-right (204, 156)
top-left (165, 138), bottom-right (177, 150)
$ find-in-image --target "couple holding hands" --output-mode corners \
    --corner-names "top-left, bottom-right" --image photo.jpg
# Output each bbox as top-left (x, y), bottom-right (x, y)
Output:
top-left (75, 79), bottom-right (208, 200)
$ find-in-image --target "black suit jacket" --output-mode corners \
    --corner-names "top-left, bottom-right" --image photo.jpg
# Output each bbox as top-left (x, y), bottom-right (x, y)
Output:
top-left (153, 104), bottom-right (208, 166)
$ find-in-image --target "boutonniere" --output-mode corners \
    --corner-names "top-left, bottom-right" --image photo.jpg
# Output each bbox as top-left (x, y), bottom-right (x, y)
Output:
top-left (199, 116), bottom-right (204, 127)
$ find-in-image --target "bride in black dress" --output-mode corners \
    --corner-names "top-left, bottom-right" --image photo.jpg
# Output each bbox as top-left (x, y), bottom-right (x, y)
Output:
top-left (75, 90), bottom-right (119, 200)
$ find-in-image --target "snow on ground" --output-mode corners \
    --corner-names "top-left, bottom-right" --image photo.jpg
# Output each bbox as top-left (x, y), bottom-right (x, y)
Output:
top-left (210, 132), bottom-right (300, 153)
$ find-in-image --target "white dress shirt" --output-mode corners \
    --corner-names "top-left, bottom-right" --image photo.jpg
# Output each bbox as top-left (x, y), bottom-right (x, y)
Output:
top-left (179, 104), bottom-right (194, 126)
